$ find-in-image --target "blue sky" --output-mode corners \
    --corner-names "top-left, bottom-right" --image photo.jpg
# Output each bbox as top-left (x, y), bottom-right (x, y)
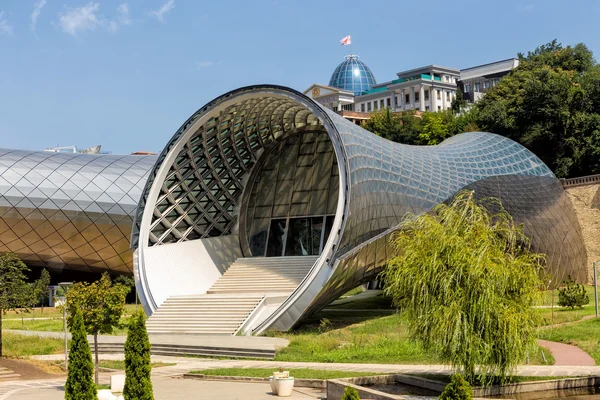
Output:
top-left (0, 0), bottom-right (599, 154)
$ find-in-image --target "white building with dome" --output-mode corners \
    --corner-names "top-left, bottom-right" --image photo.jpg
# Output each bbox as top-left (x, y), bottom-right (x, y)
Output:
top-left (305, 55), bottom-right (460, 119)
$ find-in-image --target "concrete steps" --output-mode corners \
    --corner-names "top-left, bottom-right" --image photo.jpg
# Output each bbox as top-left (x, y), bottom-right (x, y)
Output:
top-left (207, 256), bottom-right (316, 295)
top-left (147, 256), bottom-right (318, 336)
top-left (146, 294), bottom-right (264, 335)
top-left (0, 367), bottom-right (20, 381)
top-left (92, 342), bottom-right (275, 360)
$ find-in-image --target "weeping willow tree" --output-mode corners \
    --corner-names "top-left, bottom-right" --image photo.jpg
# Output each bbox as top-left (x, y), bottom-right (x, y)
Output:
top-left (381, 190), bottom-right (545, 384)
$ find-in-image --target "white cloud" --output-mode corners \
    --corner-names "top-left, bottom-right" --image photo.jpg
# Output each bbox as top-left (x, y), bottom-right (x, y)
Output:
top-left (59, 2), bottom-right (101, 36)
top-left (31, 0), bottom-right (47, 32)
top-left (196, 61), bottom-right (215, 69)
top-left (117, 3), bottom-right (132, 24)
top-left (0, 11), bottom-right (13, 35)
top-left (196, 60), bottom-right (223, 69)
top-left (151, 0), bottom-right (175, 23)
top-left (109, 3), bottom-right (132, 32)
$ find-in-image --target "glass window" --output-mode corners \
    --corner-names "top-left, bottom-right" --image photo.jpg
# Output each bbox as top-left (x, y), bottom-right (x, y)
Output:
top-left (475, 82), bottom-right (481, 92)
top-left (446, 91), bottom-right (451, 101)
top-left (266, 219), bottom-right (286, 257)
top-left (436, 90), bottom-right (441, 100)
top-left (424, 90), bottom-right (429, 101)
top-left (438, 106), bottom-right (441, 111)
top-left (367, 102), bottom-right (371, 112)
top-left (284, 217), bottom-right (322, 256)
top-left (483, 80), bottom-right (490, 89)
top-left (405, 94), bottom-right (410, 104)
top-left (415, 92), bottom-right (420, 102)
top-left (361, 103), bottom-right (365, 112)
top-left (380, 99), bottom-right (384, 108)
top-left (386, 98), bottom-right (391, 107)
top-left (465, 84), bottom-right (471, 93)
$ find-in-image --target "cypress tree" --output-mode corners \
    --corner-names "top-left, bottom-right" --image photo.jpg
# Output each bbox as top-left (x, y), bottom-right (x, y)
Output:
top-left (123, 310), bottom-right (154, 400)
top-left (65, 307), bottom-right (97, 400)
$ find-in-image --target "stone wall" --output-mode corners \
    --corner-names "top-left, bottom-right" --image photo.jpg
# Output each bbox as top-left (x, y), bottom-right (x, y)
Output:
top-left (565, 183), bottom-right (600, 284)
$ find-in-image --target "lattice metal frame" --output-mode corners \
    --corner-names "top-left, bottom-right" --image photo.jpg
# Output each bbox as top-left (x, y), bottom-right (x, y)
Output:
top-left (143, 96), bottom-right (321, 246)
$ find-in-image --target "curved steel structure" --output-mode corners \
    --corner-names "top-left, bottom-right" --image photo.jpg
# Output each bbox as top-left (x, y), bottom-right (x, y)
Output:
top-left (0, 149), bottom-right (156, 274)
top-left (133, 85), bottom-right (586, 333)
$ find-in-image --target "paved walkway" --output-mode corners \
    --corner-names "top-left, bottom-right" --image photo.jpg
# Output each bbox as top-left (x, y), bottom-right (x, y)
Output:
top-left (27, 353), bottom-right (600, 377)
top-left (8, 325), bottom-right (598, 367)
top-left (538, 339), bottom-right (596, 366)
top-left (0, 376), bottom-right (323, 400)
top-left (2, 352), bottom-right (599, 399)
top-left (3, 330), bottom-right (288, 351)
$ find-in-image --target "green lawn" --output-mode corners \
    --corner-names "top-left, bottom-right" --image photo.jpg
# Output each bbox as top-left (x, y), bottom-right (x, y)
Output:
top-left (189, 368), bottom-right (384, 380)
top-left (326, 293), bottom-right (396, 310)
top-left (538, 318), bottom-right (600, 364)
top-left (2, 315), bottom-right (132, 335)
top-left (269, 311), bottom-right (552, 365)
top-left (535, 304), bottom-right (597, 326)
top-left (98, 360), bottom-right (175, 370)
top-left (3, 304), bottom-right (140, 320)
top-left (340, 287), bottom-right (365, 298)
top-left (540, 285), bottom-right (598, 307)
top-left (272, 313), bottom-right (437, 364)
top-left (1, 332), bottom-right (65, 357)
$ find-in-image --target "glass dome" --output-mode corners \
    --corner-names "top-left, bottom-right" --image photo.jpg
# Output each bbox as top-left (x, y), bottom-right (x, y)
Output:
top-left (328, 55), bottom-right (376, 96)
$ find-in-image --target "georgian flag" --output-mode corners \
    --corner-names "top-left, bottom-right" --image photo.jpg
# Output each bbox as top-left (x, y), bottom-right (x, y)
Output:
top-left (340, 35), bottom-right (351, 46)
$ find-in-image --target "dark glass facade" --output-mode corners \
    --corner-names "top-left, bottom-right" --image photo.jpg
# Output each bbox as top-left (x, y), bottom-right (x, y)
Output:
top-left (240, 130), bottom-right (338, 258)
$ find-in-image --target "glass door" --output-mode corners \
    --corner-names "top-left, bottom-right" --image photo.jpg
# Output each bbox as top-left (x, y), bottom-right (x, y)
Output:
top-left (264, 215), bottom-right (335, 257)
top-left (266, 219), bottom-right (287, 257)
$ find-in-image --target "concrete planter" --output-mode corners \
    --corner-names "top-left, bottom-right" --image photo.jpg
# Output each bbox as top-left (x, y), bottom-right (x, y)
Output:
top-left (274, 377), bottom-right (295, 397)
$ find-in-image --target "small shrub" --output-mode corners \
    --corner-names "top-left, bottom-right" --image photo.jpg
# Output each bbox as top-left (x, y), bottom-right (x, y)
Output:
top-left (558, 276), bottom-right (589, 309)
top-left (341, 386), bottom-right (360, 400)
top-left (318, 318), bottom-right (333, 332)
top-left (439, 374), bottom-right (473, 400)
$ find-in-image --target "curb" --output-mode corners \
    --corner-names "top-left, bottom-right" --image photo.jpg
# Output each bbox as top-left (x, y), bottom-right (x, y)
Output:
top-left (182, 373), bottom-right (325, 388)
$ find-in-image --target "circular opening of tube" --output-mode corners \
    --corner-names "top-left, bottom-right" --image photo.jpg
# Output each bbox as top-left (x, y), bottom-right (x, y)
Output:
top-left (137, 89), bottom-right (345, 253)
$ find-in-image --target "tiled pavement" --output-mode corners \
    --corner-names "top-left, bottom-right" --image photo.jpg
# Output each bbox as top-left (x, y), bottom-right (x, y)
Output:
top-left (538, 339), bottom-right (596, 366)
top-left (3, 353), bottom-right (600, 399)
top-left (27, 353), bottom-right (600, 377)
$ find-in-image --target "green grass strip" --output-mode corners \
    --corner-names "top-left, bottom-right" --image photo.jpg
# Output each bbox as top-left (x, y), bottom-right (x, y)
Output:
top-left (189, 368), bottom-right (384, 380)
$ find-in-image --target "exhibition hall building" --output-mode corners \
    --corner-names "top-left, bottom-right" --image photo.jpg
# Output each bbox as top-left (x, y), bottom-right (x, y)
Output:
top-left (0, 57), bottom-right (589, 335)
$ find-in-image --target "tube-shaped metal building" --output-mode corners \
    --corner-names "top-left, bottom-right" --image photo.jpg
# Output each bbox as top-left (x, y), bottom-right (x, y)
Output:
top-left (132, 85), bottom-right (586, 335)
top-left (0, 148), bottom-right (156, 276)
